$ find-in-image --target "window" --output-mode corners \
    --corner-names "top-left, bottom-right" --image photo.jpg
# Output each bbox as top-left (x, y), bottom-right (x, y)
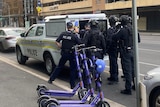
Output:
top-left (36, 26), bottom-right (44, 36)
top-left (26, 26), bottom-right (36, 37)
top-left (0, 30), bottom-right (5, 36)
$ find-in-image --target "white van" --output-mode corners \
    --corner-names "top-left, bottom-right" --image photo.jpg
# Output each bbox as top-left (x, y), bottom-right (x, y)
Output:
top-left (16, 13), bottom-right (108, 75)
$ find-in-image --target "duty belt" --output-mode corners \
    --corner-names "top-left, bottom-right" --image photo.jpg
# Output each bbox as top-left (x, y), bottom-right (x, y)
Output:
top-left (62, 49), bottom-right (73, 53)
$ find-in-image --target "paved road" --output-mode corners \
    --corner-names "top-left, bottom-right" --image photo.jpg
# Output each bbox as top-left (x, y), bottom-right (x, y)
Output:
top-left (0, 34), bottom-right (160, 107)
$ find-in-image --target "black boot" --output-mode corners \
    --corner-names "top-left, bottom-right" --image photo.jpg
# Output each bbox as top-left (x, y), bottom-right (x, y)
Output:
top-left (120, 89), bottom-right (132, 95)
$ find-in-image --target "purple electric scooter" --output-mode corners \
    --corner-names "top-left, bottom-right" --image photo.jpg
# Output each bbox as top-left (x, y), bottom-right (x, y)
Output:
top-left (37, 46), bottom-right (97, 107)
top-left (38, 46), bottom-right (110, 107)
top-left (37, 44), bottom-right (87, 99)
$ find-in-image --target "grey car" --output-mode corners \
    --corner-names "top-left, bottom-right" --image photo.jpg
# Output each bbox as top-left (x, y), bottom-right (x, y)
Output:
top-left (142, 67), bottom-right (160, 107)
top-left (0, 27), bottom-right (25, 51)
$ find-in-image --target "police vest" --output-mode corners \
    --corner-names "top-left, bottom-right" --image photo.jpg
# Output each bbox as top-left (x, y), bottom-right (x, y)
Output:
top-left (61, 31), bottom-right (78, 50)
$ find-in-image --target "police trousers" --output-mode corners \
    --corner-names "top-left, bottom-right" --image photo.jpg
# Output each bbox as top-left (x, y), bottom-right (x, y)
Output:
top-left (49, 52), bottom-right (77, 88)
top-left (120, 49), bottom-right (134, 90)
top-left (108, 50), bottom-right (119, 81)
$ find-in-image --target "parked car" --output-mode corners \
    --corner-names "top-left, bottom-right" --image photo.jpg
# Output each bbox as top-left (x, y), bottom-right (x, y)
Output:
top-left (0, 27), bottom-right (26, 51)
top-left (142, 67), bottom-right (160, 107)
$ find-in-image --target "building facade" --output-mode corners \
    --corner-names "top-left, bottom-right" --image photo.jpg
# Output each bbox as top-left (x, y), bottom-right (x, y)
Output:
top-left (1, 0), bottom-right (38, 27)
top-left (40, 0), bottom-right (160, 32)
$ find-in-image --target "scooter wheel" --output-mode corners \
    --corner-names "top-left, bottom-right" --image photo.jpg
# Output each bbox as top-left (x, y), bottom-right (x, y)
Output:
top-left (96, 101), bottom-right (110, 107)
top-left (37, 84), bottom-right (48, 91)
top-left (44, 98), bottom-right (59, 107)
top-left (37, 85), bottom-right (48, 97)
top-left (78, 88), bottom-right (87, 100)
top-left (38, 95), bottom-right (50, 107)
top-left (89, 96), bottom-right (95, 104)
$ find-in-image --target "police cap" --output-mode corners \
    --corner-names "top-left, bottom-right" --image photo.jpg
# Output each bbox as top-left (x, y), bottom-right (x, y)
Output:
top-left (67, 22), bottom-right (73, 29)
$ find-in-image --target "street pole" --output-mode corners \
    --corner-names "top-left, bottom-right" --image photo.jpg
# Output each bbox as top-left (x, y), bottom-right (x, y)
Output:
top-left (132, 0), bottom-right (141, 107)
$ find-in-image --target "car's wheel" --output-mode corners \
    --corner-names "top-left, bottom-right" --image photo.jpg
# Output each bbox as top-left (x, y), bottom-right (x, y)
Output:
top-left (0, 42), bottom-right (5, 52)
top-left (44, 53), bottom-right (56, 75)
top-left (150, 89), bottom-right (160, 107)
top-left (16, 46), bottom-right (27, 64)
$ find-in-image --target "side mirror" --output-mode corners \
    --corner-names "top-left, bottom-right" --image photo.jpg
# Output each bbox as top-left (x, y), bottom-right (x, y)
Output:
top-left (20, 32), bottom-right (25, 37)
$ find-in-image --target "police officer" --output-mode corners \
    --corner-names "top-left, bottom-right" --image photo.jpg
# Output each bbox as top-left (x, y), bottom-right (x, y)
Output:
top-left (83, 20), bottom-right (106, 59)
top-left (82, 20), bottom-right (106, 90)
top-left (48, 22), bottom-right (82, 89)
top-left (106, 15), bottom-right (119, 85)
top-left (112, 15), bottom-right (134, 95)
top-left (126, 16), bottom-right (141, 90)
top-left (79, 23), bottom-right (91, 39)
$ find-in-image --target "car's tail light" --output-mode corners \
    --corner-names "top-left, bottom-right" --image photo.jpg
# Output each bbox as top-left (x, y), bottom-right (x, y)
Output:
top-left (5, 36), bottom-right (16, 40)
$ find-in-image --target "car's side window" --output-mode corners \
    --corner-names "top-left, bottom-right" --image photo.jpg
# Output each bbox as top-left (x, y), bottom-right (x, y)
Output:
top-left (35, 26), bottom-right (44, 36)
top-left (0, 30), bottom-right (5, 36)
top-left (26, 26), bottom-right (36, 37)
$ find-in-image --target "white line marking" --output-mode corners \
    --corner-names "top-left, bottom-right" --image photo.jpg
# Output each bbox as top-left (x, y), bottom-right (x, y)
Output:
top-left (0, 56), bottom-right (125, 107)
top-left (116, 57), bottom-right (159, 68)
top-left (139, 62), bottom-right (159, 67)
top-left (139, 48), bottom-right (160, 53)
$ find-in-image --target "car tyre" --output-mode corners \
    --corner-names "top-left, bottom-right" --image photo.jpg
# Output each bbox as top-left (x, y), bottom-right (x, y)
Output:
top-left (16, 46), bottom-right (27, 64)
top-left (0, 42), bottom-right (5, 52)
top-left (150, 89), bottom-right (160, 107)
top-left (44, 53), bottom-right (56, 75)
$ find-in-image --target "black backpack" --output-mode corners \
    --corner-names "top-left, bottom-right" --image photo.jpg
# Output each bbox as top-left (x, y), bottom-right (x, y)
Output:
top-left (105, 27), bottom-right (117, 51)
top-left (89, 29), bottom-right (102, 48)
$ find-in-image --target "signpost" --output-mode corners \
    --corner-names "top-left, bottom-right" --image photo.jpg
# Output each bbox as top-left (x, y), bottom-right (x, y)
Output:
top-left (36, 0), bottom-right (42, 16)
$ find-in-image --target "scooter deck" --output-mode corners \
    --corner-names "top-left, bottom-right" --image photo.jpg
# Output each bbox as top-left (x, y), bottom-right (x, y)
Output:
top-left (58, 100), bottom-right (84, 104)
top-left (58, 104), bottom-right (94, 107)
top-left (44, 90), bottom-right (75, 97)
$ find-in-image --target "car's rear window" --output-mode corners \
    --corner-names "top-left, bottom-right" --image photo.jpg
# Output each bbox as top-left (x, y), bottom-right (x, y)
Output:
top-left (5, 29), bottom-right (25, 35)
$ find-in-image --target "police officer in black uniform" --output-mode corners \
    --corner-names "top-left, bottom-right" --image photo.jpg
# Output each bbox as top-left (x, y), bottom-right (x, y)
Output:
top-left (82, 20), bottom-right (106, 90)
top-left (126, 16), bottom-right (141, 90)
top-left (48, 22), bottom-right (82, 89)
top-left (83, 20), bottom-right (106, 59)
top-left (79, 23), bottom-right (91, 39)
top-left (112, 15), bottom-right (134, 95)
top-left (106, 15), bottom-right (119, 85)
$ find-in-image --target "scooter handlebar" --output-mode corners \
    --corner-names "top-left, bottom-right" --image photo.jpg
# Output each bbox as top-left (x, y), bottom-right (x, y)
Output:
top-left (72, 44), bottom-right (85, 49)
